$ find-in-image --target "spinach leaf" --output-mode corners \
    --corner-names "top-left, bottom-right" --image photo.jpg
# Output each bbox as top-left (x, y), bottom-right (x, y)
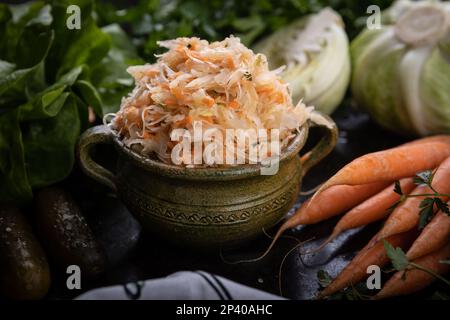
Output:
top-left (92, 24), bottom-right (143, 114)
top-left (0, 29), bottom-right (52, 109)
top-left (0, 4), bottom-right (12, 51)
top-left (0, 2), bottom-right (49, 62)
top-left (0, 4), bottom-right (53, 108)
top-left (0, 0), bottom-right (133, 204)
top-left (0, 109), bottom-right (33, 204)
top-left (22, 94), bottom-right (80, 188)
top-left (73, 80), bottom-right (103, 117)
top-left (47, 0), bottom-right (111, 80)
top-left (14, 5), bottom-right (53, 69)
top-left (0, 62), bottom-right (47, 110)
top-left (18, 66), bottom-right (83, 120)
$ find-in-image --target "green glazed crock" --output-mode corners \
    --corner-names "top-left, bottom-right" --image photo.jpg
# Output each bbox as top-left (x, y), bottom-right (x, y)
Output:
top-left (77, 112), bottom-right (337, 249)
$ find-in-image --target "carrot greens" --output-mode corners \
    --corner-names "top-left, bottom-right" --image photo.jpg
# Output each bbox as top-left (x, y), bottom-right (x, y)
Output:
top-left (383, 241), bottom-right (450, 286)
top-left (390, 170), bottom-right (450, 230)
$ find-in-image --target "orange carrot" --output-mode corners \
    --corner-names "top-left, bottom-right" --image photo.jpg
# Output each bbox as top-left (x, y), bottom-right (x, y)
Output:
top-left (378, 157), bottom-right (450, 240)
top-left (374, 243), bottom-right (450, 299)
top-left (295, 182), bottom-right (389, 225)
top-left (228, 100), bottom-right (239, 109)
top-left (226, 56), bottom-right (235, 68)
top-left (318, 230), bottom-right (417, 298)
top-left (143, 132), bottom-right (154, 139)
top-left (310, 141), bottom-right (450, 204)
top-left (337, 178), bottom-right (416, 232)
top-left (401, 135), bottom-right (450, 147)
top-left (274, 92), bottom-right (284, 104)
top-left (256, 84), bottom-right (274, 94)
top-left (256, 182), bottom-right (389, 261)
top-left (164, 98), bottom-right (177, 105)
top-left (202, 97), bottom-right (215, 107)
top-left (315, 178), bottom-right (416, 252)
top-left (406, 210), bottom-right (450, 260)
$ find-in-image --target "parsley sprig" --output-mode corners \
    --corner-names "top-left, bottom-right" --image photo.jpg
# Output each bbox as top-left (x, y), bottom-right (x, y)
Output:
top-left (316, 270), bottom-right (371, 300)
top-left (384, 171), bottom-right (450, 288)
top-left (391, 170), bottom-right (450, 229)
top-left (384, 241), bottom-right (450, 286)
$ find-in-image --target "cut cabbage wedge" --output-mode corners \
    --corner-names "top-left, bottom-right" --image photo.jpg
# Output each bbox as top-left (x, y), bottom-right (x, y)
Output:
top-left (351, 0), bottom-right (450, 136)
top-left (254, 8), bottom-right (350, 115)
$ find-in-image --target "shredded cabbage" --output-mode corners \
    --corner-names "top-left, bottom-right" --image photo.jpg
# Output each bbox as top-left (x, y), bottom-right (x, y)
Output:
top-left (108, 36), bottom-right (311, 166)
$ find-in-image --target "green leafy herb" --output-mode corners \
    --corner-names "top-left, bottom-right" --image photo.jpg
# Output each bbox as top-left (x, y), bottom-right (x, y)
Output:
top-left (384, 241), bottom-right (450, 287)
top-left (96, 0), bottom-right (393, 60)
top-left (0, 109), bottom-right (32, 203)
top-left (434, 198), bottom-right (450, 215)
top-left (413, 170), bottom-right (435, 188)
top-left (414, 169), bottom-right (450, 228)
top-left (325, 282), bottom-right (371, 301)
top-left (91, 24), bottom-right (143, 114)
top-left (317, 270), bottom-right (332, 288)
top-left (385, 180), bottom-right (406, 213)
top-left (389, 170), bottom-right (450, 230)
top-left (383, 240), bottom-right (409, 271)
top-left (418, 197), bottom-right (436, 229)
top-left (22, 95), bottom-right (80, 187)
top-left (394, 180), bottom-right (403, 195)
top-left (316, 270), bottom-right (369, 300)
top-left (0, 0), bottom-right (139, 204)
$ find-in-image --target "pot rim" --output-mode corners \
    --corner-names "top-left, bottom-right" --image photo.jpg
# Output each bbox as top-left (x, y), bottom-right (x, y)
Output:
top-left (110, 123), bottom-right (309, 181)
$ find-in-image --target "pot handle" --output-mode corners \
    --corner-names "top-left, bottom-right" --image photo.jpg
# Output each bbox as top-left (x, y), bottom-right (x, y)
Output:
top-left (300, 111), bottom-right (338, 177)
top-left (77, 125), bottom-right (117, 191)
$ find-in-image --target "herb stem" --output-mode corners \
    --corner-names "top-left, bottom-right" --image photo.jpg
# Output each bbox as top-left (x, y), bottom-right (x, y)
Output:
top-left (409, 262), bottom-right (450, 286)
top-left (430, 186), bottom-right (439, 195)
top-left (404, 193), bottom-right (450, 198)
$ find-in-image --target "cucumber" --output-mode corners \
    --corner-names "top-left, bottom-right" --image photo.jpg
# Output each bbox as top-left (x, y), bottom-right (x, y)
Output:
top-left (0, 206), bottom-right (51, 300)
top-left (34, 187), bottom-right (105, 280)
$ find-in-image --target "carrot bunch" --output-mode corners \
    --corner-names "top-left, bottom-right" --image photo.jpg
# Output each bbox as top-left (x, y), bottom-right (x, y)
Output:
top-left (273, 135), bottom-right (450, 299)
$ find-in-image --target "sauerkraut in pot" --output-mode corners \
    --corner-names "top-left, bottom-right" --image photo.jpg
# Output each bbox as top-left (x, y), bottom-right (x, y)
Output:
top-left (106, 36), bottom-right (311, 166)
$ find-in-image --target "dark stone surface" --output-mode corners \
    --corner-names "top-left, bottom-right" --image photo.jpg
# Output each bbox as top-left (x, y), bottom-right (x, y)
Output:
top-left (47, 104), bottom-right (430, 300)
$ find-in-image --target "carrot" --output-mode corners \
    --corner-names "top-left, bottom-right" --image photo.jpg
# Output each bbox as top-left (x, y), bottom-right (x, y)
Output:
top-left (378, 157), bottom-right (450, 240)
top-left (124, 106), bottom-right (140, 123)
top-left (228, 100), bottom-right (239, 109)
top-left (254, 182), bottom-right (389, 261)
top-left (374, 243), bottom-right (450, 299)
top-left (310, 141), bottom-right (450, 206)
top-left (226, 56), bottom-right (235, 68)
top-left (314, 178), bottom-right (416, 252)
top-left (170, 87), bottom-right (185, 100)
top-left (164, 98), bottom-right (177, 105)
top-left (202, 97), bottom-right (215, 107)
top-left (143, 132), bottom-right (154, 139)
top-left (318, 230), bottom-right (417, 298)
top-left (274, 92), bottom-right (284, 104)
top-left (401, 134), bottom-right (450, 147)
top-left (295, 182), bottom-right (389, 225)
top-left (256, 84), bottom-right (274, 94)
top-left (406, 210), bottom-right (450, 260)
top-left (159, 82), bottom-right (170, 90)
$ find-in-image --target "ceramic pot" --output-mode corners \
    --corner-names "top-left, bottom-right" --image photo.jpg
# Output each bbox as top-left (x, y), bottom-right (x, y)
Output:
top-left (77, 113), bottom-right (337, 249)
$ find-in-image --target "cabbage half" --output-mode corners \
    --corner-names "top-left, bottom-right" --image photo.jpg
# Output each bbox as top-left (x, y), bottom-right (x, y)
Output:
top-left (351, 0), bottom-right (450, 136)
top-left (253, 8), bottom-right (350, 115)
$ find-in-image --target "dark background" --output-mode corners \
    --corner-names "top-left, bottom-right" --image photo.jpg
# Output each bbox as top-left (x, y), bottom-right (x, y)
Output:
top-left (2, 0), bottom-right (447, 301)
